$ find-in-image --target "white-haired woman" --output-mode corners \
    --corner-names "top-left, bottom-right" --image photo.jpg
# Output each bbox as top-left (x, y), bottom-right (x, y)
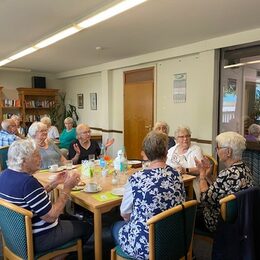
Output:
top-left (195, 131), bottom-right (253, 233)
top-left (28, 122), bottom-right (67, 169)
top-left (245, 123), bottom-right (260, 142)
top-left (166, 126), bottom-right (203, 200)
top-left (59, 117), bottom-right (77, 158)
top-left (0, 139), bottom-right (92, 254)
top-left (40, 116), bottom-right (59, 140)
top-left (153, 121), bottom-right (175, 149)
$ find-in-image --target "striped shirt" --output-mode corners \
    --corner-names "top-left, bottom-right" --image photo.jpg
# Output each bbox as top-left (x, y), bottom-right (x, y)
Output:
top-left (0, 169), bottom-right (58, 236)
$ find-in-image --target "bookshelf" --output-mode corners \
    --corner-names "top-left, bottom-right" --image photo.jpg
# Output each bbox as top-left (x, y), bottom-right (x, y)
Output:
top-left (0, 86), bottom-right (22, 121)
top-left (16, 88), bottom-right (59, 127)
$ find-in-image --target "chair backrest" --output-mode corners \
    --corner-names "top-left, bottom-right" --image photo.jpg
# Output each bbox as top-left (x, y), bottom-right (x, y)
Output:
top-left (204, 154), bottom-right (218, 181)
top-left (147, 200), bottom-right (197, 260)
top-left (216, 187), bottom-right (260, 260)
top-left (0, 199), bottom-right (34, 260)
top-left (0, 145), bottom-right (9, 171)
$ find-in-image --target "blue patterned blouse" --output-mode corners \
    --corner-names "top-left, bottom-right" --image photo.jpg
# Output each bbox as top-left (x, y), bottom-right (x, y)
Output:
top-left (118, 165), bottom-right (186, 260)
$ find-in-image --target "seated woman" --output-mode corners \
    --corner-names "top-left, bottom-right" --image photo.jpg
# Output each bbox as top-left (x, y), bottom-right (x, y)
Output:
top-left (40, 116), bottom-right (60, 140)
top-left (195, 131), bottom-right (253, 233)
top-left (245, 123), bottom-right (260, 142)
top-left (28, 122), bottom-right (67, 169)
top-left (112, 131), bottom-right (185, 260)
top-left (59, 117), bottom-right (77, 157)
top-left (10, 114), bottom-right (25, 138)
top-left (153, 121), bottom-right (175, 149)
top-left (0, 139), bottom-right (92, 254)
top-left (166, 125), bottom-right (203, 201)
top-left (68, 123), bottom-right (114, 164)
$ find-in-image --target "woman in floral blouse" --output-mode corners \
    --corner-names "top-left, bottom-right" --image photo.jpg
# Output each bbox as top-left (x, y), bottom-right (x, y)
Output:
top-left (195, 131), bottom-right (253, 232)
top-left (112, 131), bottom-right (186, 260)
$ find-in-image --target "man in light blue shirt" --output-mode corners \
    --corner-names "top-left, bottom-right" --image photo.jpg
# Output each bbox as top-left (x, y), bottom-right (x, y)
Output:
top-left (0, 119), bottom-right (18, 146)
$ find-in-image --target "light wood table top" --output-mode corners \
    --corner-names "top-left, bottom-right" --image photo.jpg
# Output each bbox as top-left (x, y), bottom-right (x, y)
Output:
top-left (34, 166), bottom-right (195, 260)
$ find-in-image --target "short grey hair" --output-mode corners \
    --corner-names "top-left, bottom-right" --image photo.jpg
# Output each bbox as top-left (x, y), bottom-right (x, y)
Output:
top-left (174, 126), bottom-right (191, 139)
top-left (8, 139), bottom-right (37, 171)
top-left (142, 131), bottom-right (168, 161)
top-left (40, 116), bottom-right (52, 127)
top-left (64, 117), bottom-right (74, 124)
top-left (1, 119), bottom-right (15, 131)
top-left (216, 131), bottom-right (246, 160)
top-left (28, 122), bottom-right (47, 138)
top-left (248, 124), bottom-right (260, 137)
top-left (153, 121), bottom-right (170, 135)
top-left (76, 124), bottom-right (90, 135)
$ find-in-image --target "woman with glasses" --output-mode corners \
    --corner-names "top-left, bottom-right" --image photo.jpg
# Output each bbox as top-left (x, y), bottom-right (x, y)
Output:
top-left (195, 131), bottom-right (253, 233)
top-left (28, 122), bottom-right (67, 169)
top-left (68, 123), bottom-right (100, 165)
top-left (166, 125), bottom-right (203, 200)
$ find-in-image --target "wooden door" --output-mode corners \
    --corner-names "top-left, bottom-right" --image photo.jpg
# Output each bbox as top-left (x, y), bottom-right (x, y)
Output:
top-left (124, 68), bottom-right (154, 159)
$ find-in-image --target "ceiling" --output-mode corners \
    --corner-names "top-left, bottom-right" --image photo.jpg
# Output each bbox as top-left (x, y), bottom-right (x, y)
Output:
top-left (1, 0), bottom-right (260, 74)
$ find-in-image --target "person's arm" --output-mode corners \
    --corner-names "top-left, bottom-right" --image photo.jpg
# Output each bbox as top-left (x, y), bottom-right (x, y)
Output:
top-left (120, 181), bottom-right (133, 221)
top-left (41, 171), bottom-right (80, 223)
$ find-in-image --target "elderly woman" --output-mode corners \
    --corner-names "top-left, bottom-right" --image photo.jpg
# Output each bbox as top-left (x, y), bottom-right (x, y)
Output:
top-left (166, 126), bottom-right (203, 200)
top-left (196, 131), bottom-right (253, 233)
top-left (153, 121), bottom-right (175, 149)
top-left (28, 122), bottom-right (67, 169)
top-left (245, 123), bottom-right (260, 142)
top-left (68, 123), bottom-right (102, 164)
top-left (40, 116), bottom-right (59, 140)
top-left (0, 139), bottom-right (92, 253)
top-left (0, 119), bottom-right (18, 146)
top-left (10, 114), bottom-right (25, 138)
top-left (112, 131), bottom-right (185, 260)
top-left (59, 117), bottom-right (77, 150)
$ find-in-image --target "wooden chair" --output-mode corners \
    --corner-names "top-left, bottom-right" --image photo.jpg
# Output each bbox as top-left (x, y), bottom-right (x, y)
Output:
top-left (0, 146), bottom-right (9, 172)
top-left (204, 154), bottom-right (218, 183)
top-left (0, 199), bottom-right (83, 260)
top-left (111, 200), bottom-right (198, 260)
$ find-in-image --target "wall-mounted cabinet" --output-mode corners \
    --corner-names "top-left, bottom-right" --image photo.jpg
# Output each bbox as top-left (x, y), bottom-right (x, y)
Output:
top-left (16, 88), bottom-right (59, 127)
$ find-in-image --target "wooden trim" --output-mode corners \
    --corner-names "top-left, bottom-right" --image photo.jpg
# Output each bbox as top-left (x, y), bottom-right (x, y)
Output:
top-left (219, 194), bottom-right (236, 221)
top-left (191, 138), bottom-right (212, 144)
top-left (147, 200), bottom-right (197, 225)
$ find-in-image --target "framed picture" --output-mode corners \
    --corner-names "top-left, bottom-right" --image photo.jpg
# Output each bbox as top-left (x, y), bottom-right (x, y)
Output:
top-left (77, 94), bottom-right (84, 109)
top-left (90, 93), bottom-right (97, 110)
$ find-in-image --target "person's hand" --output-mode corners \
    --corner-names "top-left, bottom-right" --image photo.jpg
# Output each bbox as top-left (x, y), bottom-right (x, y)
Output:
top-left (195, 156), bottom-right (208, 178)
top-left (52, 171), bottom-right (68, 186)
top-left (63, 170), bottom-right (81, 190)
top-left (73, 143), bottom-right (81, 155)
top-left (105, 138), bottom-right (114, 149)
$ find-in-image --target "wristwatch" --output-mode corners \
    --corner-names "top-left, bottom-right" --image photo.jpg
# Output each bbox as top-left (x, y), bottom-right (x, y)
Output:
top-left (186, 168), bottom-right (190, 173)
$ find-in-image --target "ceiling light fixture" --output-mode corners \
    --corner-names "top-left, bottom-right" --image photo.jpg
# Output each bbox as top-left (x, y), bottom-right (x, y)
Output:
top-left (34, 26), bottom-right (80, 49)
top-left (0, 0), bottom-right (148, 67)
top-left (78, 0), bottom-right (147, 29)
top-left (224, 59), bottom-right (260, 69)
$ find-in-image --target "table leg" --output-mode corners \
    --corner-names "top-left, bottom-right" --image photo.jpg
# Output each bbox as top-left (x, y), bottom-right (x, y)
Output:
top-left (94, 208), bottom-right (102, 260)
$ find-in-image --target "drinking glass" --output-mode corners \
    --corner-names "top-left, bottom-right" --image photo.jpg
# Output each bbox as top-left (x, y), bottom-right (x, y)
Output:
top-left (88, 154), bottom-right (95, 162)
top-left (65, 160), bottom-right (73, 170)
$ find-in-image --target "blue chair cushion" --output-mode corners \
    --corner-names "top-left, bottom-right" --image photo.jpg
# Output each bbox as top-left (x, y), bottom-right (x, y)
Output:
top-left (115, 245), bottom-right (135, 259)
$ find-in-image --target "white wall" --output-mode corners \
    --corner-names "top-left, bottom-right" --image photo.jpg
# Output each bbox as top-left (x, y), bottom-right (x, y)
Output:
top-left (60, 52), bottom-right (216, 156)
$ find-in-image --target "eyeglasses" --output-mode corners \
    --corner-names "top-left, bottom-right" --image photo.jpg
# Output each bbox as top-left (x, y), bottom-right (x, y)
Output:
top-left (177, 135), bottom-right (191, 139)
top-left (215, 146), bottom-right (229, 151)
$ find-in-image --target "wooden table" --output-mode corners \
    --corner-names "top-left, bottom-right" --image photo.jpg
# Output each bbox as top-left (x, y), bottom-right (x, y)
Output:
top-left (34, 168), bottom-right (195, 260)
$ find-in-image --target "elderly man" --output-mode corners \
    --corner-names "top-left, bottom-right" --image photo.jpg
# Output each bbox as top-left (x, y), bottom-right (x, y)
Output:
top-left (0, 139), bottom-right (92, 254)
top-left (0, 118), bottom-right (18, 146)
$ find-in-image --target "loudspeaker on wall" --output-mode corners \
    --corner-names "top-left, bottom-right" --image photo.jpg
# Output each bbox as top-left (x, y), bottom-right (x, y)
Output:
top-left (32, 76), bottom-right (46, 88)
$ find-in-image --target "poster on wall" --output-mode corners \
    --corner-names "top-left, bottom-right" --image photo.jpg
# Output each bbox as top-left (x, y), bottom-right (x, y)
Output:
top-left (173, 73), bottom-right (187, 103)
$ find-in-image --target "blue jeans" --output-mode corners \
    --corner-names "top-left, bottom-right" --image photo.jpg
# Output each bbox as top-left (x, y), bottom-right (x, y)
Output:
top-left (34, 219), bottom-right (93, 253)
top-left (111, 220), bottom-right (126, 246)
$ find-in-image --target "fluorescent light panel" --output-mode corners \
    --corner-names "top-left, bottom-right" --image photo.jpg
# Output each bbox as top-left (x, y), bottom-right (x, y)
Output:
top-left (78, 0), bottom-right (147, 29)
top-left (35, 26), bottom-right (80, 49)
top-left (0, 0), bottom-right (147, 67)
top-left (224, 59), bottom-right (260, 69)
